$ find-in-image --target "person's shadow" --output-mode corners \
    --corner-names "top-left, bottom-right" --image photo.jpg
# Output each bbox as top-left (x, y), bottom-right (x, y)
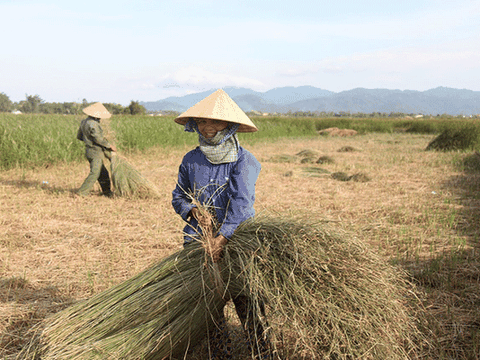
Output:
top-left (444, 151), bottom-right (480, 248)
top-left (0, 178), bottom-right (81, 196)
top-left (404, 151), bottom-right (480, 359)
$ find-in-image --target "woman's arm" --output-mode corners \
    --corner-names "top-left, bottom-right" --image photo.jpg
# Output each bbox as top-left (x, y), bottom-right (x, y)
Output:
top-left (172, 160), bottom-right (196, 221)
top-left (219, 151), bottom-right (261, 238)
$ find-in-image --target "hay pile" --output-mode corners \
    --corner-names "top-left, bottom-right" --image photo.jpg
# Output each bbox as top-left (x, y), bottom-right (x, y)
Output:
top-left (316, 155), bottom-right (335, 164)
top-left (98, 120), bottom-right (161, 199)
top-left (331, 171), bottom-right (371, 182)
top-left (109, 153), bottom-right (161, 198)
top-left (19, 244), bottom-right (226, 360)
top-left (19, 215), bottom-right (425, 360)
top-left (301, 167), bottom-right (331, 177)
top-left (225, 217), bottom-right (422, 359)
top-left (268, 150), bottom-right (320, 164)
top-left (318, 127), bottom-right (358, 137)
top-left (337, 146), bottom-right (358, 152)
top-left (426, 125), bottom-right (480, 151)
top-left (463, 151), bottom-right (480, 172)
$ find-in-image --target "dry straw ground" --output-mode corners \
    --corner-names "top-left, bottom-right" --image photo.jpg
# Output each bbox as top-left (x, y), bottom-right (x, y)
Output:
top-left (1, 132), bottom-right (479, 359)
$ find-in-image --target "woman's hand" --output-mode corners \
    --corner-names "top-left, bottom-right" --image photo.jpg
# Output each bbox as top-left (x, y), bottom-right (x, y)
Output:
top-left (190, 207), bottom-right (212, 229)
top-left (190, 207), bottom-right (226, 261)
top-left (208, 235), bottom-right (228, 263)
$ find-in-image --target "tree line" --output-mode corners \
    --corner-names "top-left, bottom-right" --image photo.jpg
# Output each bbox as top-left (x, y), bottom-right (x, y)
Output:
top-left (2, 92), bottom-right (472, 119)
top-left (0, 92), bottom-right (146, 115)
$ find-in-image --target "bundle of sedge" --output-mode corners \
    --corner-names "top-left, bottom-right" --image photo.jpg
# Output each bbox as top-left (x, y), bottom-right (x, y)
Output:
top-left (220, 216), bottom-right (426, 359)
top-left (109, 153), bottom-right (161, 198)
top-left (19, 241), bottom-right (227, 360)
top-left (19, 209), bottom-right (428, 360)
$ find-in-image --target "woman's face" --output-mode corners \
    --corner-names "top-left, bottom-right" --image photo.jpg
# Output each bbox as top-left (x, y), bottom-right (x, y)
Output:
top-left (195, 118), bottom-right (229, 139)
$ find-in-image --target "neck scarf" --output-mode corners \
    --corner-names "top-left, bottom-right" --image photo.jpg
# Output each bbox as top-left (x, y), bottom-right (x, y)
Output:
top-left (184, 119), bottom-right (240, 164)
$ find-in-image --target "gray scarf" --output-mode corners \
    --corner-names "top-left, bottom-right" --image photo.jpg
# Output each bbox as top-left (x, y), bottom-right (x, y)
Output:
top-left (185, 120), bottom-right (240, 164)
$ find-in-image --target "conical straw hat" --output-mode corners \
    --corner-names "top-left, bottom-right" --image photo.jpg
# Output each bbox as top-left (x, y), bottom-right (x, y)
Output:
top-left (174, 89), bottom-right (258, 133)
top-left (82, 102), bottom-right (112, 119)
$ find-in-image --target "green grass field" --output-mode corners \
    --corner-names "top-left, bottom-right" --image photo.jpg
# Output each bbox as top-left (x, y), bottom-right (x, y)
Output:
top-left (1, 113), bottom-right (479, 170)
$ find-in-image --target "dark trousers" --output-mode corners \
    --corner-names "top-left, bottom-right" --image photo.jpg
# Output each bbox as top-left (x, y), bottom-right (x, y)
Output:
top-left (78, 149), bottom-right (111, 196)
top-left (209, 296), bottom-right (274, 360)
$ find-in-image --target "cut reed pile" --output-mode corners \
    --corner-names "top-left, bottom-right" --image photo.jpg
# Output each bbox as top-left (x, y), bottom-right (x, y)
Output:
top-left (19, 243), bottom-right (226, 360)
top-left (224, 217), bottom-right (425, 359)
top-left (109, 153), bottom-right (161, 198)
top-left (426, 125), bottom-right (480, 151)
top-left (102, 118), bottom-right (161, 199)
top-left (330, 171), bottom-right (371, 182)
top-left (19, 215), bottom-right (426, 360)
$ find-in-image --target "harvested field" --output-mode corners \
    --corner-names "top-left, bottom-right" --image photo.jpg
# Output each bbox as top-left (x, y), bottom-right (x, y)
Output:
top-left (1, 133), bottom-right (480, 359)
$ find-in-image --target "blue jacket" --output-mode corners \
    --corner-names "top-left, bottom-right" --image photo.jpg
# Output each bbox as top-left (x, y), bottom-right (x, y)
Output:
top-left (172, 146), bottom-right (261, 245)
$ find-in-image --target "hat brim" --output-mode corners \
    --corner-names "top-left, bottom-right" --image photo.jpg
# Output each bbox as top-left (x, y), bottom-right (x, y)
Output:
top-left (174, 115), bottom-right (257, 133)
top-left (173, 89), bottom-right (258, 133)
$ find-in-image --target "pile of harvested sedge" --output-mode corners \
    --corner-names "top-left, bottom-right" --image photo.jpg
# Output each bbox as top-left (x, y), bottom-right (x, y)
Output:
top-left (109, 153), bottom-right (161, 198)
top-left (19, 213), bottom-right (426, 360)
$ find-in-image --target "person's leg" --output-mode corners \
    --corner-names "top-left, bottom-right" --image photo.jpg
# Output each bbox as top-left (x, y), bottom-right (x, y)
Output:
top-left (208, 311), bottom-right (233, 360)
top-left (98, 162), bottom-right (112, 196)
top-left (77, 152), bottom-right (104, 196)
top-left (233, 296), bottom-right (274, 360)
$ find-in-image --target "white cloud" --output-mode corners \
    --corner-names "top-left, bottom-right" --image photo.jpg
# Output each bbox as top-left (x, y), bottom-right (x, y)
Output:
top-left (110, 66), bottom-right (266, 102)
top-left (156, 67), bottom-right (265, 92)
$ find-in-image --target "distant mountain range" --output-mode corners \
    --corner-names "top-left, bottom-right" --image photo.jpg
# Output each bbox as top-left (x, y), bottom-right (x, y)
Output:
top-left (140, 86), bottom-right (480, 115)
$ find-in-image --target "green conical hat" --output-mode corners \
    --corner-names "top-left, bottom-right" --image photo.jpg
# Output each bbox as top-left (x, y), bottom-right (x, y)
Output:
top-left (174, 89), bottom-right (258, 133)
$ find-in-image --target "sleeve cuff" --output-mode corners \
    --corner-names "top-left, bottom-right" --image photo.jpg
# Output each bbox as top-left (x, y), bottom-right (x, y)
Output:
top-left (181, 204), bottom-right (195, 221)
top-left (218, 224), bottom-right (235, 239)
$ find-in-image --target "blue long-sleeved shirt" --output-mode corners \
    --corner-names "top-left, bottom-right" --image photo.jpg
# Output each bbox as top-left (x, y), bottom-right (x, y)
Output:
top-left (172, 146), bottom-right (261, 245)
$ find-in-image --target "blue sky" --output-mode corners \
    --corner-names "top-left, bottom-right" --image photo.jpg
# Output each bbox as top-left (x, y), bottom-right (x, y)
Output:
top-left (1, 0), bottom-right (479, 105)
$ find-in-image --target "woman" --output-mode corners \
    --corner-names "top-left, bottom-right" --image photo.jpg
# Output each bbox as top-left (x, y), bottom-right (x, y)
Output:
top-left (76, 102), bottom-right (117, 197)
top-left (172, 89), bottom-right (273, 360)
